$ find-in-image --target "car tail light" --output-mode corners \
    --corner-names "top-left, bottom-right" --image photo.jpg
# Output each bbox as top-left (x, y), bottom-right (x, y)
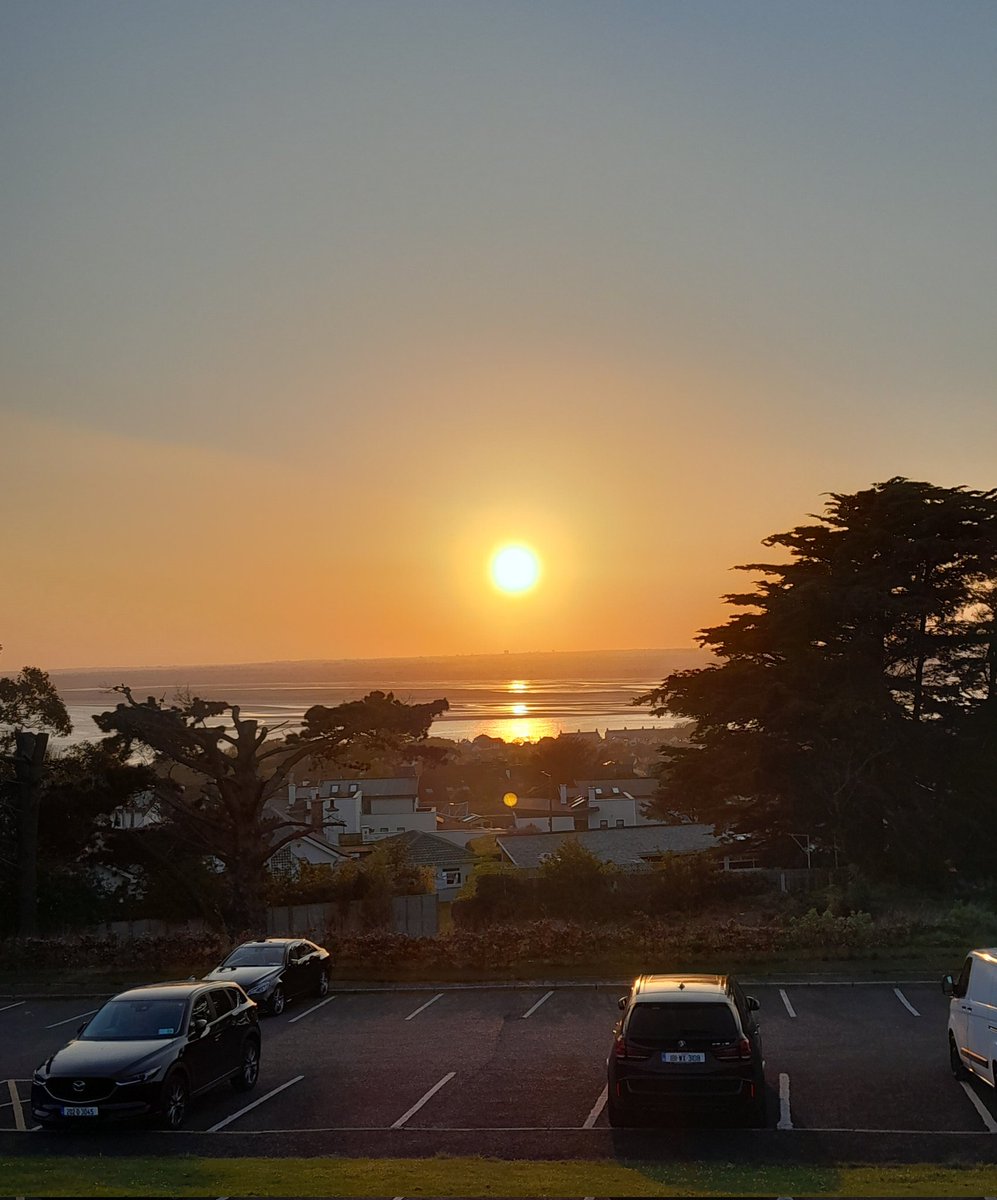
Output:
top-left (613, 1035), bottom-right (651, 1060)
top-left (714, 1037), bottom-right (753, 1061)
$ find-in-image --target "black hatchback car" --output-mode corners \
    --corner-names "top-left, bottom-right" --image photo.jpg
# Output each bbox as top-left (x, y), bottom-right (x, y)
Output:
top-left (607, 973), bottom-right (765, 1127)
top-left (32, 981), bottom-right (260, 1129)
top-left (203, 937), bottom-right (331, 1015)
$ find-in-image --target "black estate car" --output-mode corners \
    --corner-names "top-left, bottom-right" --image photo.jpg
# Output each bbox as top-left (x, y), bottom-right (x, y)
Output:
top-left (32, 981), bottom-right (260, 1129)
top-left (607, 973), bottom-right (765, 1127)
top-left (204, 937), bottom-right (331, 1015)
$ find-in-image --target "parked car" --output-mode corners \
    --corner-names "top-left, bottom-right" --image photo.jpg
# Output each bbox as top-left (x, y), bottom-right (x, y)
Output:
top-left (942, 948), bottom-right (997, 1088)
top-left (31, 980), bottom-right (260, 1129)
top-left (204, 937), bottom-right (331, 1015)
top-left (607, 973), bottom-right (765, 1127)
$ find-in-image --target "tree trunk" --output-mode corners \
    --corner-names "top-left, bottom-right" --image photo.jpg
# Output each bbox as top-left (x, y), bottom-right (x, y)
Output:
top-left (14, 731), bottom-right (48, 937)
top-left (222, 852), bottom-right (268, 939)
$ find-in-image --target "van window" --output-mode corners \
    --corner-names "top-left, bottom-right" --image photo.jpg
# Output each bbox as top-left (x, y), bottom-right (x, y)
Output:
top-left (626, 1001), bottom-right (737, 1045)
top-left (955, 956), bottom-right (973, 999)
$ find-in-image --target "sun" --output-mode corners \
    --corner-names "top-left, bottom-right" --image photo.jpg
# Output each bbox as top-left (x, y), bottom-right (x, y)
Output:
top-left (490, 544), bottom-right (541, 594)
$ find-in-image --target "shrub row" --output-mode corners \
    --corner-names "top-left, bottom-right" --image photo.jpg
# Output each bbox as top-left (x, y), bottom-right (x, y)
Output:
top-left (2, 908), bottom-right (982, 975)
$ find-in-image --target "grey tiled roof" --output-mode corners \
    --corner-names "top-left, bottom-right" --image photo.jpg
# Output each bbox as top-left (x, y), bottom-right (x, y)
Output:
top-left (496, 823), bottom-right (717, 869)
top-left (378, 829), bottom-right (476, 867)
top-left (571, 778), bottom-right (660, 799)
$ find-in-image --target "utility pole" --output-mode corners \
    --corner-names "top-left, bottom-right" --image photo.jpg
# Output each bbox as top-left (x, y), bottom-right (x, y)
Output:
top-left (14, 730), bottom-right (48, 937)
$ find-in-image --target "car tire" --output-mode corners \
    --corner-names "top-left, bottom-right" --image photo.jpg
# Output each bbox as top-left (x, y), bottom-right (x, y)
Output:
top-left (269, 986), bottom-right (286, 1017)
top-left (950, 1034), bottom-right (968, 1080)
top-left (606, 1092), bottom-right (632, 1128)
top-left (744, 1092), bottom-right (768, 1128)
top-left (231, 1038), bottom-right (261, 1092)
top-left (316, 969), bottom-right (330, 998)
top-left (159, 1072), bottom-right (189, 1129)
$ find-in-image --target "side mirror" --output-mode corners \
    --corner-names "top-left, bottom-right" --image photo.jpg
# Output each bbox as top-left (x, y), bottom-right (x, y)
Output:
top-left (190, 1017), bottom-right (209, 1038)
top-left (941, 974), bottom-right (955, 997)
top-left (617, 996), bottom-right (627, 1011)
top-left (746, 995), bottom-right (760, 1011)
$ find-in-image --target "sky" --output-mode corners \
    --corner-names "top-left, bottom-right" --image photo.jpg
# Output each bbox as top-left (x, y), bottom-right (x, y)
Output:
top-left (1, 0), bottom-right (995, 670)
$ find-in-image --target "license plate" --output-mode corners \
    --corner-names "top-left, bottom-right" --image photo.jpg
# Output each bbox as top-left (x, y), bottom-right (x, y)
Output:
top-left (663, 1052), bottom-right (705, 1063)
top-left (60, 1106), bottom-right (98, 1117)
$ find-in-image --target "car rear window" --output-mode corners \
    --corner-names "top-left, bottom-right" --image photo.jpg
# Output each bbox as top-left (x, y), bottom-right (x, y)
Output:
top-left (627, 1001), bottom-right (738, 1043)
top-left (223, 945), bottom-right (285, 967)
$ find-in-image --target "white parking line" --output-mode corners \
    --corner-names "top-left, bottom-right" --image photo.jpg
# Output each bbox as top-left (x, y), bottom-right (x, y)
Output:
top-left (779, 989), bottom-right (796, 1018)
top-left (777, 1072), bottom-right (792, 1130)
top-left (288, 996), bottom-right (335, 1024)
top-left (521, 990), bottom-right (553, 1019)
top-left (582, 1085), bottom-right (607, 1129)
top-left (893, 987), bottom-right (920, 1016)
top-left (7, 1079), bottom-right (25, 1132)
top-left (390, 1071), bottom-right (455, 1128)
top-left (45, 1008), bottom-right (98, 1029)
top-left (207, 1074), bottom-right (304, 1132)
top-left (960, 1081), bottom-right (997, 1133)
top-left (0, 1001), bottom-right (25, 1014)
top-left (404, 993), bottom-right (443, 1021)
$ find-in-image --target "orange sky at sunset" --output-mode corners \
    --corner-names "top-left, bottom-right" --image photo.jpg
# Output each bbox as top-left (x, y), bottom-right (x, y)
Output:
top-left (2, 3), bottom-right (994, 670)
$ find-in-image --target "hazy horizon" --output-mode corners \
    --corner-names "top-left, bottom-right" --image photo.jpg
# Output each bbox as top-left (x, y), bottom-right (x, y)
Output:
top-left (46, 645), bottom-right (705, 682)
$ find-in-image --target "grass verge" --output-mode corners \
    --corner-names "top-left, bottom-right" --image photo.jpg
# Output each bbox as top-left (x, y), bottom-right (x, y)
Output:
top-left (5, 1155), bottom-right (997, 1197)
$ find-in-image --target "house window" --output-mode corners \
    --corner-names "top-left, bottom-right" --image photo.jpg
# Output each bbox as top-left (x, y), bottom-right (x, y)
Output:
top-left (599, 820), bottom-right (608, 829)
top-left (267, 848), bottom-right (297, 878)
top-left (442, 869), bottom-right (461, 887)
top-left (349, 783), bottom-right (358, 793)
top-left (615, 819), bottom-right (625, 828)
top-left (380, 827), bottom-right (389, 833)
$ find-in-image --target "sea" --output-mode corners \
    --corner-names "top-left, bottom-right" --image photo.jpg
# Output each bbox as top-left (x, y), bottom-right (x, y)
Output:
top-left (46, 648), bottom-right (705, 749)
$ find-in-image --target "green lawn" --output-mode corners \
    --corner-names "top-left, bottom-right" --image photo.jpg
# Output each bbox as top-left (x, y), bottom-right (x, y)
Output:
top-left (4, 1156), bottom-right (997, 1198)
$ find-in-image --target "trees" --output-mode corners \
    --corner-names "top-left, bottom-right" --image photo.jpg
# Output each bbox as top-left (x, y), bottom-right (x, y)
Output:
top-left (93, 688), bottom-right (447, 934)
top-left (638, 478), bottom-right (997, 884)
top-left (0, 659), bottom-right (73, 935)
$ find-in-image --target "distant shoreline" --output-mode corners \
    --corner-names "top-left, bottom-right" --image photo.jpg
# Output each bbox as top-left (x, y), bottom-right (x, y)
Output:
top-left (48, 647), bottom-right (707, 689)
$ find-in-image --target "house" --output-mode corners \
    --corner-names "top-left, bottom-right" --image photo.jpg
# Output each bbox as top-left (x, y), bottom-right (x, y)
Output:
top-left (566, 779), bottom-right (661, 831)
top-left (496, 823), bottom-right (719, 871)
top-left (376, 829), bottom-right (478, 900)
top-left (284, 776), bottom-right (437, 846)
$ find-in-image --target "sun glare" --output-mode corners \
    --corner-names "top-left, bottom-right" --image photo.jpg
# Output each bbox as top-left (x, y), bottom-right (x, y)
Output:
top-left (490, 544), bottom-right (540, 594)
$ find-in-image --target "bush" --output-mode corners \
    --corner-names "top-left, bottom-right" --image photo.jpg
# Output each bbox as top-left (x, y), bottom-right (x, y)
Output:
top-left (784, 908), bottom-right (875, 949)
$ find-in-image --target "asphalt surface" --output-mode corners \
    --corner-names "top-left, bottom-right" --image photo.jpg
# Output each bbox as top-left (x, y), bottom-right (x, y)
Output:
top-left (2, 981), bottom-right (997, 1165)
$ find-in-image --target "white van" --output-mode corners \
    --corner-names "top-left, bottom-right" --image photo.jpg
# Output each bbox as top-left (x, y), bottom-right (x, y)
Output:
top-left (943, 948), bottom-right (997, 1087)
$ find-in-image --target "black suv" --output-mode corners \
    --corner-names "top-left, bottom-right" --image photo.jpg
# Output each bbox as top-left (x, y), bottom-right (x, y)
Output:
top-left (32, 981), bottom-right (260, 1129)
top-left (204, 937), bottom-right (331, 1015)
top-left (607, 973), bottom-right (765, 1127)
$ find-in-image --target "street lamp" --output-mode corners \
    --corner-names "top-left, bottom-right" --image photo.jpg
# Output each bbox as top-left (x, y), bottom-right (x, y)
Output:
top-left (539, 771), bottom-right (555, 833)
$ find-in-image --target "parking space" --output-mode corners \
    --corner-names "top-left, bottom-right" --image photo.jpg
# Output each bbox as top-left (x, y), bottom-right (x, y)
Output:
top-left (3, 982), bottom-right (997, 1138)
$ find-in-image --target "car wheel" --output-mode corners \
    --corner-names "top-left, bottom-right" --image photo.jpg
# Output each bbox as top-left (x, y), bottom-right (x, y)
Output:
top-left (950, 1034), bottom-right (968, 1080)
top-left (159, 1072), bottom-right (189, 1129)
top-left (744, 1091), bottom-right (768, 1128)
top-left (269, 986), bottom-right (285, 1016)
top-left (316, 969), bottom-right (329, 998)
top-left (606, 1093), bottom-right (632, 1128)
top-left (231, 1038), bottom-right (260, 1092)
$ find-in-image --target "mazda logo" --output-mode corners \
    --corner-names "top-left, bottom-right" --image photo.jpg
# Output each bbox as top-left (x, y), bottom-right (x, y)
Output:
top-left (72, 1080), bottom-right (86, 1093)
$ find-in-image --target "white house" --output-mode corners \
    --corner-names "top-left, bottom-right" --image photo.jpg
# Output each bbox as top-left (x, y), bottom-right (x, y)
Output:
top-left (285, 777), bottom-right (437, 846)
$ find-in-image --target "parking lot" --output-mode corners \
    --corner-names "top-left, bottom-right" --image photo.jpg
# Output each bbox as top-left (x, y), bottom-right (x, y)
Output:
top-left (3, 980), bottom-right (997, 1155)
